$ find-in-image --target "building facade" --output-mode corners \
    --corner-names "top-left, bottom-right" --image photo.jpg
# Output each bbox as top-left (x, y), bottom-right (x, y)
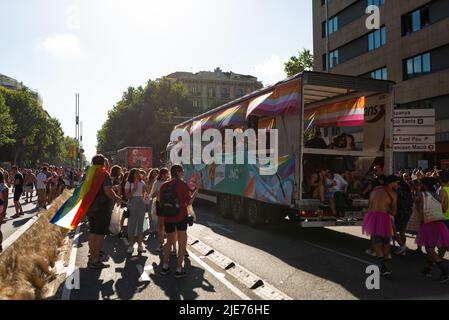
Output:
top-left (167, 67), bottom-right (263, 112)
top-left (313, 0), bottom-right (449, 170)
top-left (0, 73), bottom-right (42, 105)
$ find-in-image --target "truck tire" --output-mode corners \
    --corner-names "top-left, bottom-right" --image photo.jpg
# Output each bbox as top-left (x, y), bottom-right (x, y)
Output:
top-left (231, 196), bottom-right (246, 223)
top-left (247, 200), bottom-right (264, 228)
top-left (218, 194), bottom-right (231, 219)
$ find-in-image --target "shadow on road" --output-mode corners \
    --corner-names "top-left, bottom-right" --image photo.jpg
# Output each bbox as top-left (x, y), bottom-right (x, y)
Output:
top-left (193, 201), bottom-right (449, 300)
top-left (149, 259), bottom-right (216, 300)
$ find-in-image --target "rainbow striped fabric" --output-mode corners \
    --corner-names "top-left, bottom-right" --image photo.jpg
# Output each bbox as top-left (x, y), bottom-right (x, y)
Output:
top-left (213, 104), bottom-right (246, 129)
top-left (51, 165), bottom-right (107, 230)
top-left (246, 80), bottom-right (301, 118)
top-left (305, 97), bottom-right (365, 128)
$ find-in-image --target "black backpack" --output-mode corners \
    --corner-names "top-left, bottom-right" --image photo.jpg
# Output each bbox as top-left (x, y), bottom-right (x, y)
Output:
top-left (159, 181), bottom-right (180, 217)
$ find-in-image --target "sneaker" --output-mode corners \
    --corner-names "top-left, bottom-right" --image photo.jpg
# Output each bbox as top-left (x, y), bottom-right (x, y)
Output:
top-left (11, 214), bottom-right (21, 219)
top-left (88, 261), bottom-right (110, 269)
top-left (365, 249), bottom-right (376, 257)
top-left (160, 267), bottom-right (170, 276)
top-left (394, 246), bottom-right (407, 256)
top-left (380, 265), bottom-right (392, 277)
top-left (127, 246), bottom-right (134, 254)
top-left (175, 270), bottom-right (187, 279)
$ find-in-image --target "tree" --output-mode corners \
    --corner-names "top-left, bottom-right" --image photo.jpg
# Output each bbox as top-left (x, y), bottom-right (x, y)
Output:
top-left (0, 86), bottom-right (70, 166)
top-left (284, 49), bottom-right (314, 77)
top-left (97, 77), bottom-right (193, 161)
top-left (0, 94), bottom-right (16, 147)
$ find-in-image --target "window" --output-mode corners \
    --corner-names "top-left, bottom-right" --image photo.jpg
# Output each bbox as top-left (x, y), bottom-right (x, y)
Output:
top-left (192, 86), bottom-right (199, 96)
top-left (208, 87), bottom-right (215, 98)
top-left (367, 0), bottom-right (384, 7)
top-left (322, 15), bottom-right (338, 37)
top-left (329, 49), bottom-right (339, 69)
top-left (235, 88), bottom-right (245, 98)
top-left (402, 6), bottom-right (430, 35)
top-left (370, 67), bottom-right (388, 80)
top-left (322, 54), bottom-right (327, 71)
top-left (404, 52), bottom-right (431, 79)
top-left (193, 99), bottom-right (199, 108)
top-left (221, 87), bottom-right (230, 99)
top-left (368, 26), bottom-right (386, 51)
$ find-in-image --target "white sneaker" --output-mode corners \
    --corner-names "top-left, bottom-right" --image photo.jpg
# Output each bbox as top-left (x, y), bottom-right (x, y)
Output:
top-left (127, 245), bottom-right (134, 254)
top-left (365, 249), bottom-right (376, 257)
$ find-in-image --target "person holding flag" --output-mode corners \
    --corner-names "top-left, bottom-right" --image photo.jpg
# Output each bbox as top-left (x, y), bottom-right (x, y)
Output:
top-left (51, 154), bottom-right (121, 269)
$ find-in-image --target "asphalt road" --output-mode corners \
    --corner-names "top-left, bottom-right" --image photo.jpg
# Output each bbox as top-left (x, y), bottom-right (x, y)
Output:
top-left (1, 192), bottom-right (39, 244)
top-left (61, 200), bottom-right (449, 300)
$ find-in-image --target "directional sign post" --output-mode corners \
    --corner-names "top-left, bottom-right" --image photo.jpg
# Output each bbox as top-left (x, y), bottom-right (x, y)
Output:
top-left (393, 109), bottom-right (436, 153)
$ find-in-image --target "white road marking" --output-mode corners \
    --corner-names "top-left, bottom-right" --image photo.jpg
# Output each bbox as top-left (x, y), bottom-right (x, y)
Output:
top-left (62, 223), bottom-right (83, 300)
top-left (304, 241), bottom-right (373, 265)
top-left (188, 249), bottom-right (251, 300)
top-left (137, 265), bottom-right (152, 282)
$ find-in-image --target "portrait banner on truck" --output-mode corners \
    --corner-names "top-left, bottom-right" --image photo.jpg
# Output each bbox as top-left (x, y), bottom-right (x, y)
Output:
top-left (184, 154), bottom-right (295, 206)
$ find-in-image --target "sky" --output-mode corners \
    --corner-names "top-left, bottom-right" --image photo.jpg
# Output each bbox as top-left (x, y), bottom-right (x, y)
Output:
top-left (0, 0), bottom-right (313, 160)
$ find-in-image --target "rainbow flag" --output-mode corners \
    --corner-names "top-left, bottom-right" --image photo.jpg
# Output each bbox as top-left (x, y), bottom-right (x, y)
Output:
top-left (213, 104), bottom-right (246, 129)
top-left (246, 80), bottom-right (301, 118)
top-left (51, 165), bottom-right (107, 230)
top-left (305, 97), bottom-right (365, 128)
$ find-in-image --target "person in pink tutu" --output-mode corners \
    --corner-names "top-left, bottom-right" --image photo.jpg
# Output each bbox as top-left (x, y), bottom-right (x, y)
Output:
top-left (362, 175), bottom-right (401, 276)
top-left (416, 177), bottom-right (449, 284)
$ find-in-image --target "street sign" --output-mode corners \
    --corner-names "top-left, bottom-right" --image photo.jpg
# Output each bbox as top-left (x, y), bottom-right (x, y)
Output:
top-left (394, 127), bottom-right (435, 135)
top-left (394, 135), bottom-right (436, 144)
top-left (394, 109), bottom-right (435, 118)
top-left (393, 117), bottom-right (435, 127)
top-left (393, 144), bottom-right (436, 152)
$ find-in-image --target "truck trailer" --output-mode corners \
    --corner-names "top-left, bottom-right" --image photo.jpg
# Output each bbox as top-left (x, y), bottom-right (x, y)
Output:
top-left (167, 71), bottom-right (395, 228)
top-left (116, 147), bottom-right (153, 170)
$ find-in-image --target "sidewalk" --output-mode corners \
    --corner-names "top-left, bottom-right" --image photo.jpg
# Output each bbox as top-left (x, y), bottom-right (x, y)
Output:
top-left (63, 223), bottom-right (242, 300)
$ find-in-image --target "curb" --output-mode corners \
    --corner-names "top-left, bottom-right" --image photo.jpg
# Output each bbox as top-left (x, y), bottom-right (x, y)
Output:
top-left (189, 235), bottom-right (292, 300)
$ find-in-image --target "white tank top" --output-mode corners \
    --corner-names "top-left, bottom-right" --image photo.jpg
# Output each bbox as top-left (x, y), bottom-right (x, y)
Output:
top-left (422, 192), bottom-right (445, 224)
top-left (125, 181), bottom-right (144, 198)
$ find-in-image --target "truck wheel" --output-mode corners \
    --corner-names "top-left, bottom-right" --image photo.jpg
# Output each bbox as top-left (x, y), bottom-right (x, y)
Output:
top-left (247, 200), bottom-right (263, 228)
top-left (231, 196), bottom-right (246, 223)
top-left (218, 194), bottom-right (231, 219)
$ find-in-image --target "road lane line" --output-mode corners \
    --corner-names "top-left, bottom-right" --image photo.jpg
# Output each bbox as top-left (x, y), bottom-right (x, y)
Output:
top-left (62, 222), bottom-right (83, 301)
top-left (304, 241), bottom-right (373, 265)
top-left (187, 249), bottom-right (251, 300)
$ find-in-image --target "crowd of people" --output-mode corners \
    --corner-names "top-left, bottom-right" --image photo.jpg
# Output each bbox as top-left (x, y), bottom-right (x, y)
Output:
top-left (0, 164), bottom-right (83, 252)
top-left (362, 166), bottom-right (449, 283)
top-left (86, 155), bottom-right (198, 279)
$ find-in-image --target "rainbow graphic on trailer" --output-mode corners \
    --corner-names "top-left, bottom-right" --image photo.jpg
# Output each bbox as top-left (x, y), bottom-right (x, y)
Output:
top-left (51, 165), bottom-right (107, 231)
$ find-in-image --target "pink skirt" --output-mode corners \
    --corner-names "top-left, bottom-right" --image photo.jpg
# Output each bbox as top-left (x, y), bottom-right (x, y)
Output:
top-left (416, 221), bottom-right (449, 248)
top-left (362, 211), bottom-right (392, 239)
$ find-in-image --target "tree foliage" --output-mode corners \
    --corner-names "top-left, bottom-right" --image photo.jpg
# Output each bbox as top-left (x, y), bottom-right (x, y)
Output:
top-left (97, 77), bottom-right (193, 162)
top-left (0, 87), bottom-right (73, 167)
top-left (284, 49), bottom-right (314, 77)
